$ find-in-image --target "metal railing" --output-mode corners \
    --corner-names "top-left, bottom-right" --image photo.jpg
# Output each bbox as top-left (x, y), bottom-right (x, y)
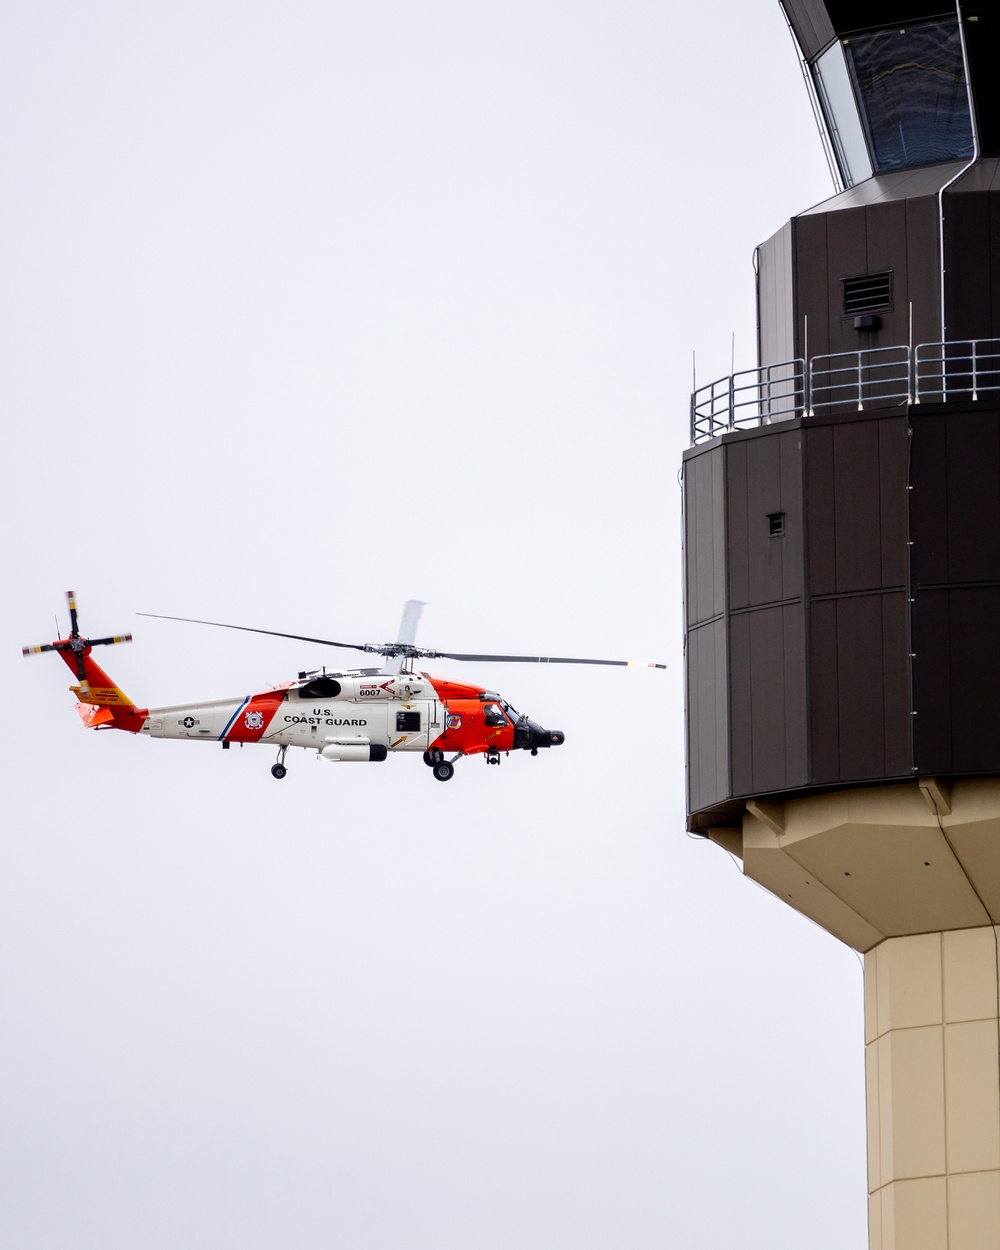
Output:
top-left (690, 336), bottom-right (1000, 443)
top-left (808, 345), bottom-right (911, 413)
top-left (689, 359), bottom-right (804, 443)
top-left (915, 339), bottom-right (1000, 402)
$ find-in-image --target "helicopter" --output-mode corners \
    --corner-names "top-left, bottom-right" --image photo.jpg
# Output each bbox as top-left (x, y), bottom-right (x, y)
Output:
top-left (23, 593), bottom-right (666, 782)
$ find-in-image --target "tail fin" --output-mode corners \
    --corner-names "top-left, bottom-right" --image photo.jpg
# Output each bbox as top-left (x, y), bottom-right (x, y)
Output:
top-left (63, 649), bottom-right (147, 732)
top-left (63, 648), bottom-right (134, 707)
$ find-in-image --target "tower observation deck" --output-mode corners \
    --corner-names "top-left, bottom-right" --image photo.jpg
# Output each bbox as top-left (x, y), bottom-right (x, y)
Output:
top-left (682, 5), bottom-right (1000, 1246)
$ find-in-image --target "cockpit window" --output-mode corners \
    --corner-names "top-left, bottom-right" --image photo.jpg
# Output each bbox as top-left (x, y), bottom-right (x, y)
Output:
top-left (483, 702), bottom-right (508, 727)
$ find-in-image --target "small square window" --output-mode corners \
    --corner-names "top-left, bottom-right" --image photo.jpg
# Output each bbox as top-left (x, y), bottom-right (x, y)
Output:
top-left (768, 512), bottom-right (785, 537)
top-left (396, 711), bottom-right (421, 732)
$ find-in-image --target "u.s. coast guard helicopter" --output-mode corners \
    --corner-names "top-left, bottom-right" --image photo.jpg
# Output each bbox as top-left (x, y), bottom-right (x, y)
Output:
top-left (23, 593), bottom-right (665, 782)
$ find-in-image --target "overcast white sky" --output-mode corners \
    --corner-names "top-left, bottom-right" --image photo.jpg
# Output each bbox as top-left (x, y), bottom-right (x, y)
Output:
top-left (3, 3), bottom-right (864, 1247)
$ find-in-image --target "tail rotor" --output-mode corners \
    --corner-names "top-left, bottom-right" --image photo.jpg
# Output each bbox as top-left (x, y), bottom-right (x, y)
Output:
top-left (22, 591), bottom-right (132, 699)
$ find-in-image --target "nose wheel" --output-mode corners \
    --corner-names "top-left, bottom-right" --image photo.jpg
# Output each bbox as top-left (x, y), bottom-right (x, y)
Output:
top-left (432, 761), bottom-right (454, 782)
top-left (271, 747), bottom-right (288, 780)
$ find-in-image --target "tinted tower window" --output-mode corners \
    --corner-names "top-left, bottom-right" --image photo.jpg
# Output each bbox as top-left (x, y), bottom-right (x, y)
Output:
top-left (844, 20), bottom-right (973, 173)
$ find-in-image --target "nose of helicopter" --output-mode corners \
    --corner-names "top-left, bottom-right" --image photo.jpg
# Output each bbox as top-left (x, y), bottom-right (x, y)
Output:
top-left (514, 718), bottom-right (565, 752)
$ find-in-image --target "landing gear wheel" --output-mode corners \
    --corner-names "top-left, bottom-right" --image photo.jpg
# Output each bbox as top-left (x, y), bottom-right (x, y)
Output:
top-left (423, 750), bottom-right (442, 767)
top-left (271, 763), bottom-right (287, 780)
top-left (432, 762), bottom-right (454, 782)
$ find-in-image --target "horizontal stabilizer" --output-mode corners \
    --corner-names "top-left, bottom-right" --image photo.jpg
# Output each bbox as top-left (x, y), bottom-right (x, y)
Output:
top-left (75, 702), bottom-right (115, 728)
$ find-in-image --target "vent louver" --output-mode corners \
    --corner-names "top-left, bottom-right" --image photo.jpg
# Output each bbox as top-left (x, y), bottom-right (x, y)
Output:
top-left (843, 271), bottom-right (892, 315)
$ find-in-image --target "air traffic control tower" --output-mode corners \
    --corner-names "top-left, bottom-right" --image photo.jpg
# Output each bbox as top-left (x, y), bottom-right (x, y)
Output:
top-left (682, 3), bottom-right (1000, 1245)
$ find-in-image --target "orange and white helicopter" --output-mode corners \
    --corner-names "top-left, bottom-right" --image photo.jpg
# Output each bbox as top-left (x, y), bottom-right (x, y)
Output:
top-left (24, 593), bottom-right (665, 782)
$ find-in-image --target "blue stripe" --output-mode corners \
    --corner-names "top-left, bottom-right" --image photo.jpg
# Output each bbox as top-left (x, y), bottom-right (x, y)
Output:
top-left (219, 696), bottom-right (250, 741)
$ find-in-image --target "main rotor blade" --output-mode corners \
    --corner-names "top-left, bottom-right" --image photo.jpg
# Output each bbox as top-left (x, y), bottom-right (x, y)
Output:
top-left (432, 650), bottom-right (667, 668)
top-left (396, 599), bottom-right (426, 647)
top-left (137, 613), bottom-right (369, 653)
top-left (66, 590), bottom-right (79, 638)
top-left (136, 612), bottom-right (667, 668)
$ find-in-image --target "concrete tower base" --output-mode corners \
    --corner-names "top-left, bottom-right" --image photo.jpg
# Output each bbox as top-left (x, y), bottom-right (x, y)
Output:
top-left (710, 779), bottom-right (1000, 1250)
top-left (866, 928), bottom-right (1000, 1250)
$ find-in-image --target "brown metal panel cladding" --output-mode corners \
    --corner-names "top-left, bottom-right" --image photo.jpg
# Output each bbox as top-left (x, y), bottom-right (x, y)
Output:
top-left (683, 455), bottom-right (700, 627)
top-left (703, 448), bottom-right (724, 624)
top-left (943, 190), bottom-right (992, 343)
top-left (949, 160), bottom-right (1000, 195)
top-left (905, 195), bottom-right (942, 345)
top-left (878, 418), bottom-right (909, 587)
top-left (779, 0), bottom-right (835, 60)
top-left (911, 589), bottom-right (953, 773)
top-left (909, 412), bottom-right (950, 586)
top-left (726, 441), bottom-right (750, 612)
top-left (991, 193), bottom-right (1000, 337)
top-left (864, 199), bottom-right (909, 345)
top-left (836, 594), bottom-right (887, 780)
top-left (757, 222), bottom-right (795, 369)
top-left (687, 619), bottom-right (730, 813)
top-left (779, 430), bottom-right (805, 602)
top-left (748, 606), bottom-right (791, 795)
top-left (910, 587), bottom-right (1000, 777)
top-left (745, 435), bottom-right (785, 606)
top-left (799, 165), bottom-right (967, 219)
top-left (684, 447), bottom-right (727, 628)
top-left (711, 448), bottom-right (727, 620)
top-left (945, 409), bottom-right (1000, 583)
top-left (864, 199), bottom-right (906, 276)
top-left (728, 611), bottom-right (753, 798)
top-left (946, 588), bottom-right (1000, 772)
top-left (825, 207), bottom-right (868, 358)
top-left (809, 598), bottom-right (841, 782)
top-left (909, 407), bottom-right (1000, 589)
top-left (793, 214), bottom-right (830, 359)
top-left (805, 424), bottom-right (837, 595)
top-left (833, 420), bottom-right (883, 592)
top-left (781, 601), bottom-right (809, 786)
top-left (727, 428), bottom-right (804, 612)
top-left (881, 591), bottom-right (911, 778)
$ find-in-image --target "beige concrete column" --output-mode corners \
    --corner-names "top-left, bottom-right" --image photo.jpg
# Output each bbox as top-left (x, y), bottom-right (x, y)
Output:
top-left (714, 778), bottom-right (1000, 1249)
top-left (865, 929), bottom-right (1000, 1250)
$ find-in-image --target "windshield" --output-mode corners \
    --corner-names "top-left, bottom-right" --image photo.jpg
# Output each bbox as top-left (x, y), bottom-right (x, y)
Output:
top-left (483, 702), bottom-right (509, 727)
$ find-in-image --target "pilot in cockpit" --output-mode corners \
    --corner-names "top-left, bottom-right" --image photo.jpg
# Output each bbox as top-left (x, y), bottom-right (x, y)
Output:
top-left (483, 702), bottom-right (507, 727)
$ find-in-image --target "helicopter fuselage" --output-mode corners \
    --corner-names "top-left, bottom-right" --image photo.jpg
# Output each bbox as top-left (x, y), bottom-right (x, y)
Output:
top-left (141, 669), bottom-right (522, 759)
top-left (60, 648), bottom-right (564, 781)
